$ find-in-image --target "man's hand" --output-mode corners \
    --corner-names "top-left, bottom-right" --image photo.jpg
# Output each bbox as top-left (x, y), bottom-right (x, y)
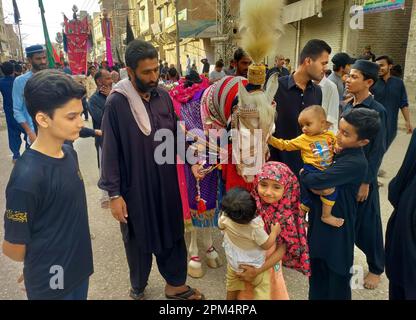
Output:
top-left (191, 164), bottom-right (206, 180)
top-left (95, 130), bottom-right (103, 137)
top-left (405, 121), bottom-right (413, 134)
top-left (28, 131), bottom-right (37, 144)
top-left (100, 85), bottom-right (112, 97)
top-left (110, 197), bottom-right (128, 224)
top-left (357, 183), bottom-right (370, 202)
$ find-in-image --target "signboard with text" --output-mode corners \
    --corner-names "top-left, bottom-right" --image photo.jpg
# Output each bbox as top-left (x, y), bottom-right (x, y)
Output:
top-left (364, 0), bottom-right (406, 14)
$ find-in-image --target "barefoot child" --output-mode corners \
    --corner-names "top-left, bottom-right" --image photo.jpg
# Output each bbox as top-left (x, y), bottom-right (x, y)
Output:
top-left (219, 188), bottom-right (281, 300)
top-left (269, 105), bottom-right (344, 228)
top-left (301, 108), bottom-right (381, 299)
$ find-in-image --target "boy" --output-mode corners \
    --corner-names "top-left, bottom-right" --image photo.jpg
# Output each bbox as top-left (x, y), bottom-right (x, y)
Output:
top-left (269, 105), bottom-right (343, 228)
top-left (344, 60), bottom-right (387, 290)
top-left (300, 108), bottom-right (381, 300)
top-left (2, 70), bottom-right (94, 300)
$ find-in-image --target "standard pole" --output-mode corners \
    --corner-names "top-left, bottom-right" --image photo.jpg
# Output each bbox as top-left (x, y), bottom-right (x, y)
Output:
top-left (175, 0), bottom-right (182, 75)
top-left (17, 22), bottom-right (24, 61)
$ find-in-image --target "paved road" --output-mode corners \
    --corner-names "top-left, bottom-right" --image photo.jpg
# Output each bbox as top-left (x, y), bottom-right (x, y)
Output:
top-left (0, 116), bottom-right (412, 300)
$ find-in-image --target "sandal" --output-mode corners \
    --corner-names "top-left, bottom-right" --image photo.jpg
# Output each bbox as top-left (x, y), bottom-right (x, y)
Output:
top-left (166, 286), bottom-right (206, 301)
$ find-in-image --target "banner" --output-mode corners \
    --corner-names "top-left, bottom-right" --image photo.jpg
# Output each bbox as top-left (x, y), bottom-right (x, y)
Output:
top-left (364, 0), bottom-right (406, 14)
top-left (39, 0), bottom-right (55, 68)
top-left (64, 16), bottom-right (90, 75)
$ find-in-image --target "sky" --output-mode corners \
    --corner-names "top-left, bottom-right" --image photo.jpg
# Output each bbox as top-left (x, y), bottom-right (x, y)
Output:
top-left (2, 0), bottom-right (100, 47)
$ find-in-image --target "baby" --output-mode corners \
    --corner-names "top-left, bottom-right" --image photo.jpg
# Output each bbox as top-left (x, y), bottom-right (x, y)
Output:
top-left (269, 105), bottom-right (344, 228)
top-left (219, 187), bottom-right (281, 300)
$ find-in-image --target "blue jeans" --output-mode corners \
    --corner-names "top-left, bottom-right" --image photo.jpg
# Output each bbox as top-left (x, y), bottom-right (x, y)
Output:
top-left (4, 109), bottom-right (26, 160)
top-left (61, 278), bottom-right (90, 300)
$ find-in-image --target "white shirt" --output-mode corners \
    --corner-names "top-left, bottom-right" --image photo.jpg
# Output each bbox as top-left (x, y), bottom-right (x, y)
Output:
top-left (319, 76), bottom-right (340, 133)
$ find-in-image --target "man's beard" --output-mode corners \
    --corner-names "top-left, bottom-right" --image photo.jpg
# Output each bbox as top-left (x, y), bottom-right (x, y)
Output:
top-left (32, 63), bottom-right (47, 71)
top-left (135, 76), bottom-right (158, 93)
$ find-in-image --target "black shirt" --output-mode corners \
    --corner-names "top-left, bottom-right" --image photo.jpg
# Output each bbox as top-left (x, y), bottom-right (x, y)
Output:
top-left (301, 147), bottom-right (368, 276)
top-left (266, 66), bottom-right (290, 83)
top-left (4, 145), bottom-right (94, 300)
top-left (344, 95), bottom-right (387, 184)
top-left (270, 75), bottom-right (323, 175)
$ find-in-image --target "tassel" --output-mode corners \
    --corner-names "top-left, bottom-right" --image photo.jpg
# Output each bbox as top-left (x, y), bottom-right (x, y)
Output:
top-left (196, 179), bottom-right (207, 215)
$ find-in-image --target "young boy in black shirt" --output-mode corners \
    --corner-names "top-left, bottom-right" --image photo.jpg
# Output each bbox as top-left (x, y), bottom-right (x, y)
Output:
top-left (300, 108), bottom-right (381, 300)
top-left (2, 70), bottom-right (94, 300)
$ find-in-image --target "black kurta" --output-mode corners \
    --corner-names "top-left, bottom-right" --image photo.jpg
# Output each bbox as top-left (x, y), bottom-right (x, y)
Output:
top-left (99, 88), bottom-right (184, 254)
top-left (344, 96), bottom-right (387, 275)
top-left (301, 148), bottom-right (368, 277)
top-left (386, 131), bottom-right (416, 293)
top-left (270, 75), bottom-right (322, 176)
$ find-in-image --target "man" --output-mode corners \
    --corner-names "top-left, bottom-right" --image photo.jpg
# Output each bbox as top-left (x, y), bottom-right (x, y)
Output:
top-left (14, 64), bottom-right (23, 77)
top-left (88, 69), bottom-right (112, 209)
top-left (317, 74), bottom-right (340, 133)
top-left (266, 54), bottom-right (290, 82)
top-left (86, 65), bottom-right (98, 99)
top-left (269, 39), bottom-right (331, 176)
top-left (99, 40), bottom-right (205, 301)
top-left (328, 52), bottom-right (355, 103)
top-left (13, 45), bottom-right (47, 145)
top-left (285, 58), bottom-right (292, 74)
top-left (161, 62), bottom-right (169, 76)
top-left (233, 48), bottom-right (252, 78)
top-left (224, 59), bottom-right (235, 76)
top-left (344, 60), bottom-right (388, 290)
top-left (186, 54), bottom-right (191, 76)
top-left (372, 55), bottom-right (412, 150)
top-left (63, 62), bottom-right (72, 75)
top-left (361, 45), bottom-right (376, 62)
top-left (201, 58), bottom-right (210, 75)
top-left (0, 62), bottom-right (26, 162)
top-left (209, 60), bottom-right (226, 84)
top-left (386, 131), bottom-right (416, 300)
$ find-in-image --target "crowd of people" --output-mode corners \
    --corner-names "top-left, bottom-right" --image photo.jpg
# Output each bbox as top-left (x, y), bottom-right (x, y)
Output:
top-left (0, 38), bottom-right (415, 302)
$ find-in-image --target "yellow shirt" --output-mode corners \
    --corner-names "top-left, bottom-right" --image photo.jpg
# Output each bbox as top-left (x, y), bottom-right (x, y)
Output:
top-left (269, 131), bottom-right (336, 171)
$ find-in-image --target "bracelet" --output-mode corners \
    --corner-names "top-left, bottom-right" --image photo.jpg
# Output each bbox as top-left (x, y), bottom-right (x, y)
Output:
top-left (110, 195), bottom-right (121, 201)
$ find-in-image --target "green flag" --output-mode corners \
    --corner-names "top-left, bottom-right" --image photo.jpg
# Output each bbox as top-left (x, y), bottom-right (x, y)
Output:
top-left (39, 0), bottom-right (55, 68)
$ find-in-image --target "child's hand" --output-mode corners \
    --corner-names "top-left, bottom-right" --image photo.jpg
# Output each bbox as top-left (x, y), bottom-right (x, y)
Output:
top-left (270, 223), bottom-right (282, 236)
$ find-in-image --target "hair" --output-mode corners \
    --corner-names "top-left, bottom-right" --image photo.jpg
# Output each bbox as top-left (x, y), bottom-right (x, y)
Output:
top-left (234, 48), bottom-right (249, 63)
top-left (285, 58), bottom-right (291, 63)
top-left (375, 55), bottom-right (394, 65)
top-left (301, 105), bottom-right (327, 121)
top-left (215, 60), bottom-right (224, 68)
top-left (125, 40), bottom-right (158, 70)
top-left (360, 70), bottom-right (378, 86)
top-left (391, 64), bottom-right (403, 78)
top-left (24, 70), bottom-right (86, 121)
top-left (167, 67), bottom-right (179, 80)
top-left (14, 64), bottom-right (23, 73)
top-left (221, 188), bottom-right (257, 225)
top-left (94, 70), bottom-right (106, 84)
top-left (300, 39), bottom-right (332, 64)
top-left (1, 62), bottom-right (14, 76)
top-left (342, 108), bottom-right (381, 141)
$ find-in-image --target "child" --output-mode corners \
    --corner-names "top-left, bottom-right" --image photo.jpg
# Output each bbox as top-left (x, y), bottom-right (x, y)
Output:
top-left (2, 70), bottom-right (94, 300)
top-left (269, 105), bottom-right (344, 228)
top-left (301, 108), bottom-right (381, 300)
top-left (219, 188), bottom-right (281, 300)
top-left (344, 60), bottom-right (387, 290)
top-left (235, 162), bottom-right (311, 300)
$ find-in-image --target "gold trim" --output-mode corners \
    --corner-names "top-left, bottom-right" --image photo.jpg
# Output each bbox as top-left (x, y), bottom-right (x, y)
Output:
top-left (5, 210), bottom-right (28, 223)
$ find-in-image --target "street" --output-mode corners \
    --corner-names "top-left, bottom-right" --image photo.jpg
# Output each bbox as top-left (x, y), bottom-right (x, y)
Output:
top-left (0, 116), bottom-right (412, 300)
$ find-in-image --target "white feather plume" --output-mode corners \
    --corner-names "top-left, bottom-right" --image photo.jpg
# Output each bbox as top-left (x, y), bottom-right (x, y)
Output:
top-left (240, 0), bottom-right (285, 64)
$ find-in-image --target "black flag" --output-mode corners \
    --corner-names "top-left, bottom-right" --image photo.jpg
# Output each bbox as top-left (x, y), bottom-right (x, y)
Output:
top-left (126, 17), bottom-right (135, 45)
top-left (13, 0), bottom-right (21, 24)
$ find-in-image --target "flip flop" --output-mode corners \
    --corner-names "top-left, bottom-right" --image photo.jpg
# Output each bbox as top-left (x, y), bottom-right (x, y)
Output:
top-left (166, 286), bottom-right (205, 301)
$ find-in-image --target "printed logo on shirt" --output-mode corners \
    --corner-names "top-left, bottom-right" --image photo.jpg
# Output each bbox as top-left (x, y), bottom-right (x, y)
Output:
top-left (5, 210), bottom-right (28, 223)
